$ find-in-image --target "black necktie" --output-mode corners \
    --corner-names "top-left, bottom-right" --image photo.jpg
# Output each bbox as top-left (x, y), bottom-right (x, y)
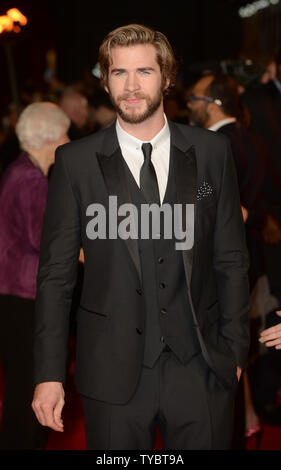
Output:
top-left (140, 143), bottom-right (160, 205)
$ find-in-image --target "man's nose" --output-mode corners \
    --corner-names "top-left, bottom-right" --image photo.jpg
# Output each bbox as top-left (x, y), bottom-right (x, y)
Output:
top-left (125, 73), bottom-right (140, 92)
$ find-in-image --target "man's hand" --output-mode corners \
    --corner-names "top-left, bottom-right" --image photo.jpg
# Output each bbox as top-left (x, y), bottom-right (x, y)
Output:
top-left (259, 310), bottom-right (281, 349)
top-left (236, 366), bottom-right (242, 382)
top-left (32, 382), bottom-right (65, 432)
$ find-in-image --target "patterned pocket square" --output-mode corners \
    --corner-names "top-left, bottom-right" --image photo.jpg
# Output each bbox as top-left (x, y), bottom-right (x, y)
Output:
top-left (196, 181), bottom-right (213, 201)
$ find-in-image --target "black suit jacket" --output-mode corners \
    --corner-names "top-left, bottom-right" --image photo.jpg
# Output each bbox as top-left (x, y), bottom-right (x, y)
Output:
top-left (217, 121), bottom-right (269, 290)
top-left (34, 120), bottom-right (250, 404)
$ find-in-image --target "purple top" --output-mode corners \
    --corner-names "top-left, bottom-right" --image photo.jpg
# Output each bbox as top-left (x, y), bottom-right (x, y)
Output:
top-left (0, 154), bottom-right (48, 299)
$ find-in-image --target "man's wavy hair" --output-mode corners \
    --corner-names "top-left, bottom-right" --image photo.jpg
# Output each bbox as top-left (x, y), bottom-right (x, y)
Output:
top-left (99, 24), bottom-right (178, 95)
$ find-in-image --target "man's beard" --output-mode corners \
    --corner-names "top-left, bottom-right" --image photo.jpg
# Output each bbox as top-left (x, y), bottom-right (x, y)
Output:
top-left (188, 104), bottom-right (210, 128)
top-left (108, 88), bottom-right (163, 124)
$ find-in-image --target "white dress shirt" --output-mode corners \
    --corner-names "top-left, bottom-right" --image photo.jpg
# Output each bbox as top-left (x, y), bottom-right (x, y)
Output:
top-left (208, 117), bottom-right (237, 132)
top-left (273, 78), bottom-right (281, 95)
top-left (116, 115), bottom-right (171, 204)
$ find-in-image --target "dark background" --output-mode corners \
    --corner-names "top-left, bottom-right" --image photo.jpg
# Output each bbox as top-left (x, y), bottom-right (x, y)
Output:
top-left (0, 0), bottom-right (280, 110)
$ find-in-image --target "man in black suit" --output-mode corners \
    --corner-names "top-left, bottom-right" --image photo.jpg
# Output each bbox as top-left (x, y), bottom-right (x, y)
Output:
top-left (186, 72), bottom-right (281, 246)
top-left (186, 71), bottom-right (281, 442)
top-left (32, 24), bottom-right (250, 450)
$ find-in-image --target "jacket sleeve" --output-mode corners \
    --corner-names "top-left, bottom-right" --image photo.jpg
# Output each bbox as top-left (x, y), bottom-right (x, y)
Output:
top-left (213, 138), bottom-right (250, 370)
top-left (34, 146), bottom-right (81, 385)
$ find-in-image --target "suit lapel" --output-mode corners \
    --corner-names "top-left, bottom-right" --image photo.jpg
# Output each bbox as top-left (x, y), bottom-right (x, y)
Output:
top-left (169, 121), bottom-right (197, 288)
top-left (96, 123), bottom-right (142, 282)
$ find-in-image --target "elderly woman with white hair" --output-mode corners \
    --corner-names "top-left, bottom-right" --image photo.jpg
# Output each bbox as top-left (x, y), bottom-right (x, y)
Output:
top-left (0, 102), bottom-right (70, 449)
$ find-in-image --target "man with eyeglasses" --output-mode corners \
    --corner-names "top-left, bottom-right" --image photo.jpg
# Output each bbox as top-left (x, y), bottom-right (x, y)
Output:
top-left (186, 73), bottom-right (272, 223)
top-left (187, 72), bottom-right (281, 242)
top-left (187, 72), bottom-right (281, 445)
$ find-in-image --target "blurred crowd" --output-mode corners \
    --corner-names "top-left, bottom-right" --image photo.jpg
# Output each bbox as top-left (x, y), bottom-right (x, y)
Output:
top-left (0, 48), bottom-right (281, 450)
top-left (0, 69), bottom-right (117, 175)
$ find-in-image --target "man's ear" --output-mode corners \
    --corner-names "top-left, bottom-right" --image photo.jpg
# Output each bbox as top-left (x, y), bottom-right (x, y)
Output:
top-left (207, 102), bottom-right (217, 114)
top-left (163, 78), bottom-right (170, 92)
top-left (104, 85), bottom-right (109, 94)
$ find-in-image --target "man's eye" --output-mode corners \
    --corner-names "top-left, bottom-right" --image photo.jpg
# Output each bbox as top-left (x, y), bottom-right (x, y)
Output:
top-left (114, 71), bottom-right (125, 76)
top-left (140, 70), bottom-right (150, 75)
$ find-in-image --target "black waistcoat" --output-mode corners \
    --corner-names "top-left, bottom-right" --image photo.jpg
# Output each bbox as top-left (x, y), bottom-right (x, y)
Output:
top-left (122, 151), bottom-right (201, 368)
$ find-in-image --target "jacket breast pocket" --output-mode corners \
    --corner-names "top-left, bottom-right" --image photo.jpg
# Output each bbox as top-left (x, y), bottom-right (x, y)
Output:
top-left (77, 305), bottom-right (109, 332)
top-left (197, 196), bottom-right (217, 211)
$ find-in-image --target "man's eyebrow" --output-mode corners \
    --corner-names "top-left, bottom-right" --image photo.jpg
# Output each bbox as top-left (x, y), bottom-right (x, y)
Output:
top-left (137, 67), bottom-right (155, 71)
top-left (110, 67), bottom-right (155, 73)
top-left (110, 68), bottom-right (126, 74)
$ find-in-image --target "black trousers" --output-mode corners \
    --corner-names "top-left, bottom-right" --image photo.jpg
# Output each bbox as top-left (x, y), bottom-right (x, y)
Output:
top-left (0, 294), bottom-right (48, 449)
top-left (81, 350), bottom-right (237, 450)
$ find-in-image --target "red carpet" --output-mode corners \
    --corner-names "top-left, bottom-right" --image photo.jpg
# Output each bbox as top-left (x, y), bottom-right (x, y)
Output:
top-left (1, 345), bottom-right (281, 450)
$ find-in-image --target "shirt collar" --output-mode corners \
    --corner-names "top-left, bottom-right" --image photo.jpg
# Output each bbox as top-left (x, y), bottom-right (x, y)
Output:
top-left (273, 78), bottom-right (281, 94)
top-left (116, 114), bottom-right (170, 152)
top-left (208, 117), bottom-right (237, 132)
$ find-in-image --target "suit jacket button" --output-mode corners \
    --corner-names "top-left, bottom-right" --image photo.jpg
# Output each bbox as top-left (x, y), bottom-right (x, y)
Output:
top-left (159, 282), bottom-right (166, 289)
top-left (158, 257), bottom-right (164, 264)
top-left (136, 328), bottom-right (143, 334)
top-left (136, 288), bottom-right (142, 295)
top-left (161, 308), bottom-right (167, 314)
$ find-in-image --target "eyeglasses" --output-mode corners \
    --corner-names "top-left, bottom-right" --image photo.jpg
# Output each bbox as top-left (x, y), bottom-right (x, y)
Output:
top-left (187, 95), bottom-right (222, 106)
